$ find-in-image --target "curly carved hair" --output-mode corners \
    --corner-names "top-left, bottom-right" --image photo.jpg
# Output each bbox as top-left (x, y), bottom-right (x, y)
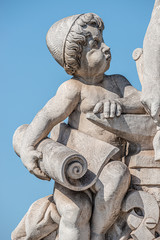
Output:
top-left (64, 13), bottom-right (104, 75)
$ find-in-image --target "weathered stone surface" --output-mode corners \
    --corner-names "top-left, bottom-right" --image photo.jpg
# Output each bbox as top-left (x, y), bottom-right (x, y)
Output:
top-left (87, 113), bottom-right (157, 150)
top-left (12, 3), bottom-right (160, 239)
top-left (13, 123), bottom-right (118, 191)
top-left (141, 0), bottom-right (160, 124)
top-left (12, 195), bottom-right (60, 240)
top-left (122, 191), bottom-right (159, 240)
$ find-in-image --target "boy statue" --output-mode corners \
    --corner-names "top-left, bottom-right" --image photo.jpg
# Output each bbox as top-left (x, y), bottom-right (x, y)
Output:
top-left (12, 13), bottom-right (145, 240)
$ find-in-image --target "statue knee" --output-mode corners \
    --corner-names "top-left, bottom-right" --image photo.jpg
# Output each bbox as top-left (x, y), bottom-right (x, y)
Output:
top-left (94, 161), bottom-right (130, 212)
top-left (106, 161), bottom-right (130, 190)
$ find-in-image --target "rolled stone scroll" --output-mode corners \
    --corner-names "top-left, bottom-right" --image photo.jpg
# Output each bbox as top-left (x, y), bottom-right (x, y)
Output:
top-left (13, 124), bottom-right (118, 191)
top-left (13, 125), bottom-right (87, 191)
top-left (51, 123), bottom-right (119, 179)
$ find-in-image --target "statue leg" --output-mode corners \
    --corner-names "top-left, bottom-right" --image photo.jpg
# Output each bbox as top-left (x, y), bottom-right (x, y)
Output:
top-left (91, 161), bottom-right (130, 240)
top-left (11, 214), bottom-right (26, 240)
top-left (11, 195), bottom-right (60, 240)
top-left (54, 183), bottom-right (92, 240)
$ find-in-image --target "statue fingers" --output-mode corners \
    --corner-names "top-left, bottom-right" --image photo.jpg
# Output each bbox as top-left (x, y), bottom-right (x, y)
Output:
top-left (110, 101), bottom-right (116, 118)
top-left (31, 167), bottom-right (51, 181)
top-left (31, 150), bottom-right (43, 160)
top-left (29, 150), bottom-right (50, 180)
top-left (22, 150), bottom-right (50, 181)
top-left (93, 101), bottom-right (103, 114)
top-left (151, 103), bottom-right (160, 124)
top-left (116, 102), bottom-right (122, 117)
top-left (104, 100), bottom-right (110, 118)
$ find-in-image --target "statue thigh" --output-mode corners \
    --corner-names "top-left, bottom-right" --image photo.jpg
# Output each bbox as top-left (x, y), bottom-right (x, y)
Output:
top-left (92, 161), bottom-right (130, 234)
top-left (54, 182), bottom-right (92, 228)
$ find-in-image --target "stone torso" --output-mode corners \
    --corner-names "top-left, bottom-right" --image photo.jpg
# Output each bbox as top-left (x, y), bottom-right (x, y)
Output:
top-left (68, 75), bottom-right (126, 157)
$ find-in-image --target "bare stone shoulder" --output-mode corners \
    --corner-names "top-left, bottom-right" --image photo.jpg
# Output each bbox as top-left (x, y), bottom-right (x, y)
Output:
top-left (56, 78), bottom-right (82, 101)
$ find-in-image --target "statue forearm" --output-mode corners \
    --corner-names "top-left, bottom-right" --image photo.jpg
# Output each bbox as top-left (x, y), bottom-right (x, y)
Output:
top-left (118, 92), bottom-right (146, 114)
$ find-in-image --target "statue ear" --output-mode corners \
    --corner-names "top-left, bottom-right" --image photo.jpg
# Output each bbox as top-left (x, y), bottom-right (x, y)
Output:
top-left (64, 64), bottom-right (76, 75)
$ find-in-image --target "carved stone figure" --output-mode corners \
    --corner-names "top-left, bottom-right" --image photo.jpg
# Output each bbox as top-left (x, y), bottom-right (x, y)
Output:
top-left (12, 2), bottom-right (160, 239)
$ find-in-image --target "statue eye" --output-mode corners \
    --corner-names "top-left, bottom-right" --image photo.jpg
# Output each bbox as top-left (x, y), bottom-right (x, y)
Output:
top-left (92, 40), bottom-right (99, 48)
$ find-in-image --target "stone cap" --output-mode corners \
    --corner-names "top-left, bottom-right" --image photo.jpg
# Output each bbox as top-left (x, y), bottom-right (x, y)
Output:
top-left (46, 14), bottom-right (83, 67)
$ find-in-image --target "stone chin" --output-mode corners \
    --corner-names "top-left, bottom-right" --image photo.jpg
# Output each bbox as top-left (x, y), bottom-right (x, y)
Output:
top-left (104, 58), bottom-right (111, 72)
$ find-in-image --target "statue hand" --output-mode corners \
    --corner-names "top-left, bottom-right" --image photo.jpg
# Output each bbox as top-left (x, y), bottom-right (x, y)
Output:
top-left (20, 146), bottom-right (51, 181)
top-left (93, 100), bottom-right (122, 118)
top-left (141, 97), bottom-right (160, 125)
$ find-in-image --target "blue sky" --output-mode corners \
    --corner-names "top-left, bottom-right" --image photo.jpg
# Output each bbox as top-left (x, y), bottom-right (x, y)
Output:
top-left (1, 0), bottom-right (154, 239)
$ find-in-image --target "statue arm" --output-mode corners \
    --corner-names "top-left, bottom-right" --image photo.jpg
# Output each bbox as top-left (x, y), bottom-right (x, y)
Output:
top-left (22, 81), bottom-right (80, 147)
top-left (114, 74), bottom-right (146, 114)
top-left (93, 75), bottom-right (145, 118)
top-left (20, 80), bottom-right (80, 179)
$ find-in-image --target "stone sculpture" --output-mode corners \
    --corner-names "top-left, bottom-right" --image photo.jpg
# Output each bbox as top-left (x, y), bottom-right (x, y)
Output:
top-left (11, 1), bottom-right (160, 239)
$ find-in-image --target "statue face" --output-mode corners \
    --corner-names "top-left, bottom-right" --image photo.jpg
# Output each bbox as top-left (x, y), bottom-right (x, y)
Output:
top-left (77, 25), bottom-right (111, 80)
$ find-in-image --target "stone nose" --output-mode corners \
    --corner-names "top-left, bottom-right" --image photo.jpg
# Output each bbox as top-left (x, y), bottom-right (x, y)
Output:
top-left (101, 43), bottom-right (110, 54)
